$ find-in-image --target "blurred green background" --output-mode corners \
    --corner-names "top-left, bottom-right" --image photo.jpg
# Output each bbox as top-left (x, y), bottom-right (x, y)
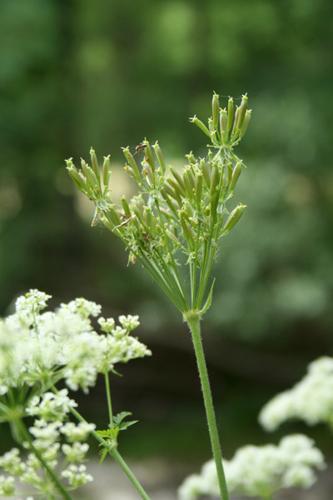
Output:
top-left (0, 0), bottom-right (333, 483)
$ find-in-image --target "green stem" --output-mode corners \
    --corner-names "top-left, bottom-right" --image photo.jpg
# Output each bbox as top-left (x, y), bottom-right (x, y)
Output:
top-left (186, 315), bottom-right (229, 500)
top-left (104, 371), bottom-right (113, 425)
top-left (67, 404), bottom-right (151, 500)
top-left (16, 419), bottom-right (72, 500)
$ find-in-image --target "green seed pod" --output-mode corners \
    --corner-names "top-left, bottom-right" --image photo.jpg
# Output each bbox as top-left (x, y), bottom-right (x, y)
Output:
top-left (102, 155), bottom-right (111, 190)
top-left (180, 214), bottom-right (194, 247)
top-left (168, 176), bottom-right (185, 198)
top-left (163, 184), bottom-right (182, 205)
top-left (121, 196), bottom-right (131, 218)
top-left (90, 148), bottom-right (100, 178)
top-left (235, 94), bottom-right (248, 131)
top-left (190, 115), bottom-right (211, 139)
top-left (144, 207), bottom-right (153, 228)
top-left (227, 97), bottom-right (234, 139)
top-left (122, 147), bottom-right (141, 183)
top-left (229, 161), bottom-right (243, 191)
top-left (196, 173), bottom-right (203, 206)
top-left (201, 159), bottom-right (211, 187)
top-left (240, 109), bottom-right (252, 139)
top-left (170, 167), bottom-right (185, 191)
top-left (161, 189), bottom-right (179, 215)
top-left (66, 161), bottom-right (86, 191)
top-left (219, 108), bottom-right (228, 142)
top-left (81, 160), bottom-right (99, 192)
top-left (106, 206), bottom-right (121, 227)
top-left (142, 161), bottom-right (155, 186)
top-left (143, 140), bottom-right (155, 171)
top-left (185, 151), bottom-right (196, 164)
top-left (183, 168), bottom-right (195, 199)
top-left (223, 203), bottom-right (246, 234)
top-left (212, 92), bottom-right (220, 131)
top-left (210, 164), bottom-right (220, 196)
top-left (152, 141), bottom-right (166, 172)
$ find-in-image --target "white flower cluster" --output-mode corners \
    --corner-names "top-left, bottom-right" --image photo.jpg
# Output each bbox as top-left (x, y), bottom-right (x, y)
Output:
top-left (178, 435), bottom-right (325, 500)
top-left (0, 289), bottom-right (151, 394)
top-left (0, 391), bottom-right (95, 498)
top-left (0, 290), bottom-right (151, 498)
top-left (259, 357), bottom-right (333, 431)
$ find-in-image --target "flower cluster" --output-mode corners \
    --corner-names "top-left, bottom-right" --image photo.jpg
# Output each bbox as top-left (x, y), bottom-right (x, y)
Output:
top-left (66, 93), bottom-right (251, 314)
top-left (259, 357), bottom-right (333, 431)
top-left (0, 289), bottom-right (151, 498)
top-left (0, 390), bottom-right (95, 498)
top-left (178, 434), bottom-right (325, 500)
top-left (0, 289), bottom-right (151, 398)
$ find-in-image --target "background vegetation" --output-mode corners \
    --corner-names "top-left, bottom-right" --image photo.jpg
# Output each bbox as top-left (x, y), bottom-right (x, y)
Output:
top-left (0, 0), bottom-right (332, 476)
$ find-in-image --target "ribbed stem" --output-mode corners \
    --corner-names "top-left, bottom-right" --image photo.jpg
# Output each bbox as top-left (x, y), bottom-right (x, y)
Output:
top-left (187, 315), bottom-right (229, 500)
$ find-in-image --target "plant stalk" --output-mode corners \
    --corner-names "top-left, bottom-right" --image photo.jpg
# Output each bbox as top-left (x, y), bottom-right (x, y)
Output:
top-left (67, 404), bottom-right (151, 500)
top-left (104, 371), bottom-right (113, 424)
top-left (187, 315), bottom-right (229, 500)
top-left (16, 419), bottom-right (72, 500)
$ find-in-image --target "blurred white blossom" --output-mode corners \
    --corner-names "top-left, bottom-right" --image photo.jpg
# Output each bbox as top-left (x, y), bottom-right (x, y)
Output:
top-left (0, 289), bottom-right (151, 395)
top-left (259, 357), bottom-right (333, 431)
top-left (0, 289), bottom-right (151, 499)
top-left (178, 435), bottom-right (325, 499)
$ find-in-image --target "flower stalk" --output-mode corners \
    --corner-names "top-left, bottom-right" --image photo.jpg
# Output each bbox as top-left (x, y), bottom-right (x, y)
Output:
top-left (185, 313), bottom-right (229, 500)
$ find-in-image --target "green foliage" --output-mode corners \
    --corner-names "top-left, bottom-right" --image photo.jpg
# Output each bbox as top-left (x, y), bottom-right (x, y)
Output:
top-left (97, 412), bottom-right (138, 463)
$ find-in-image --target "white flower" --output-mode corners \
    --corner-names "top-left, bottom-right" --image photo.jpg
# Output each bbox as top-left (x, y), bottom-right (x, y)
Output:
top-left (61, 422), bottom-right (95, 442)
top-left (178, 435), bottom-right (325, 499)
top-left (259, 356), bottom-right (333, 430)
top-left (0, 475), bottom-right (15, 496)
top-left (61, 464), bottom-right (93, 488)
top-left (61, 298), bottom-right (101, 319)
top-left (27, 390), bottom-right (77, 421)
top-left (0, 449), bottom-right (25, 476)
top-left (62, 443), bottom-right (89, 463)
top-left (118, 315), bottom-right (140, 331)
top-left (29, 420), bottom-right (61, 445)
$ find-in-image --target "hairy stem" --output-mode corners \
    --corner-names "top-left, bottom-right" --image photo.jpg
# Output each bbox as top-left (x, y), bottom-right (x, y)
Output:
top-left (186, 315), bottom-right (229, 500)
top-left (16, 419), bottom-right (72, 500)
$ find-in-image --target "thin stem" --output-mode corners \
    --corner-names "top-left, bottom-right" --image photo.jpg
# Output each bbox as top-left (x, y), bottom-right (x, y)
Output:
top-left (16, 419), bottom-right (72, 500)
top-left (104, 371), bottom-right (113, 425)
top-left (66, 402), bottom-right (151, 500)
top-left (186, 316), bottom-right (229, 500)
